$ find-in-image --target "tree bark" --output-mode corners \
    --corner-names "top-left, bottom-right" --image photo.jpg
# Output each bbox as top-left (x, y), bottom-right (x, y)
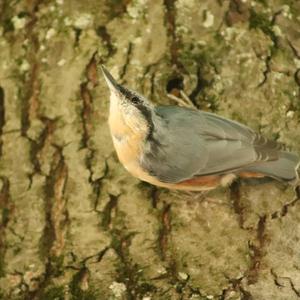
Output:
top-left (0, 0), bottom-right (300, 299)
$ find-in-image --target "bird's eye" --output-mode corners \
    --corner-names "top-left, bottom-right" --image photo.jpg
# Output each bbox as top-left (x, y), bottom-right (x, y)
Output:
top-left (131, 96), bottom-right (141, 105)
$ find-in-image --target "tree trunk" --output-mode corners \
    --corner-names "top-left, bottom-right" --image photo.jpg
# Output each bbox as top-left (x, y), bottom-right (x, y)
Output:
top-left (0, 0), bottom-right (300, 299)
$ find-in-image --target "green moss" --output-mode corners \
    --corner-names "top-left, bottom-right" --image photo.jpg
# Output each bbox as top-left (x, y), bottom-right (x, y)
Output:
top-left (213, 32), bottom-right (224, 44)
top-left (50, 255), bottom-right (65, 276)
top-left (249, 9), bottom-right (276, 41)
top-left (2, 208), bottom-right (10, 226)
top-left (69, 268), bottom-right (85, 296)
top-left (136, 282), bottom-right (156, 295)
top-left (255, 0), bottom-right (268, 7)
top-left (0, 255), bottom-right (5, 278)
top-left (3, 18), bottom-right (14, 33)
top-left (72, 290), bottom-right (98, 300)
top-left (101, 194), bottom-right (119, 229)
top-left (43, 286), bottom-right (65, 300)
top-left (204, 95), bottom-right (219, 112)
top-left (110, 231), bottom-right (157, 298)
top-left (108, 0), bottom-right (128, 18)
top-left (69, 268), bottom-right (98, 300)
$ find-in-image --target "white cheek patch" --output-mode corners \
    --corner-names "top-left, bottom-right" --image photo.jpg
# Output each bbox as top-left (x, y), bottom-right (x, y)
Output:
top-left (109, 92), bottom-right (148, 135)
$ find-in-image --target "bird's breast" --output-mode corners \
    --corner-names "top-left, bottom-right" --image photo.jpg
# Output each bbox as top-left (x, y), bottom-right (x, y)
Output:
top-left (109, 113), bottom-right (147, 178)
top-left (111, 133), bottom-right (140, 168)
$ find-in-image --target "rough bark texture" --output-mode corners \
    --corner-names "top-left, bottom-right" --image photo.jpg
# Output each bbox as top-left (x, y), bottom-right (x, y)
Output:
top-left (0, 0), bottom-right (300, 299)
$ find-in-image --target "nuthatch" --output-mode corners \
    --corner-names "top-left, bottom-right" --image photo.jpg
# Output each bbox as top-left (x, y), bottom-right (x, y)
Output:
top-left (101, 65), bottom-right (300, 191)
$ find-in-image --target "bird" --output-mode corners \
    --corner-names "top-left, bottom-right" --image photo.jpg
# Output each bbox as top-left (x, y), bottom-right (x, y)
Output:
top-left (100, 65), bottom-right (300, 191)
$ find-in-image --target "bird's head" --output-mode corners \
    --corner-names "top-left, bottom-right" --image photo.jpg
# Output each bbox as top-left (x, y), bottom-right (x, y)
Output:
top-left (101, 65), bottom-right (154, 137)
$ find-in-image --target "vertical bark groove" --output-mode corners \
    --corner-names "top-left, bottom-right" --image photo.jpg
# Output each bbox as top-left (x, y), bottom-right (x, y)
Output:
top-left (0, 87), bottom-right (5, 157)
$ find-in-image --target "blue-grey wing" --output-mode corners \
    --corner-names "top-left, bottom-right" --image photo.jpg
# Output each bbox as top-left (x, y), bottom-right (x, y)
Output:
top-left (140, 106), bottom-right (279, 183)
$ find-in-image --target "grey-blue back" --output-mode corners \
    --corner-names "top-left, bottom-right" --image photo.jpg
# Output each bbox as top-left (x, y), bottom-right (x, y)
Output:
top-left (140, 106), bottom-right (298, 183)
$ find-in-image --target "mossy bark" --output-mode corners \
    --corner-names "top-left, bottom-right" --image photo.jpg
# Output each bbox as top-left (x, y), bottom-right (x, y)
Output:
top-left (0, 0), bottom-right (300, 299)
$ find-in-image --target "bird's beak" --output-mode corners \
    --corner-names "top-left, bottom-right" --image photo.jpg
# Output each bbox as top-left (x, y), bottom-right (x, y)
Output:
top-left (100, 65), bottom-right (120, 94)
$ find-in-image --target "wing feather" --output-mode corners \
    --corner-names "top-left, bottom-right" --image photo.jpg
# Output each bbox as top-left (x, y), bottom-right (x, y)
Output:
top-left (140, 106), bottom-right (280, 183)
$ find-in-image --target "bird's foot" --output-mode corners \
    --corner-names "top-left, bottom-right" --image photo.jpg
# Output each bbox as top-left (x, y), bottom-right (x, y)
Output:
top-left (167, 90), bottom-right (196, 108)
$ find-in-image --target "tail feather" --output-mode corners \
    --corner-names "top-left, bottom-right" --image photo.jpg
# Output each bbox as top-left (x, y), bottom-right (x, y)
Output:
top-left (244, 151), bottom-right (300, 183)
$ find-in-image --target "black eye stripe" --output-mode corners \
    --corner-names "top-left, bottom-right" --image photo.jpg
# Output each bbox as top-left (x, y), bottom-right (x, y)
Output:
top-left (117, 84), bottom-right (142, 105)
top-left (118, 84), bottom-right (154, 140)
